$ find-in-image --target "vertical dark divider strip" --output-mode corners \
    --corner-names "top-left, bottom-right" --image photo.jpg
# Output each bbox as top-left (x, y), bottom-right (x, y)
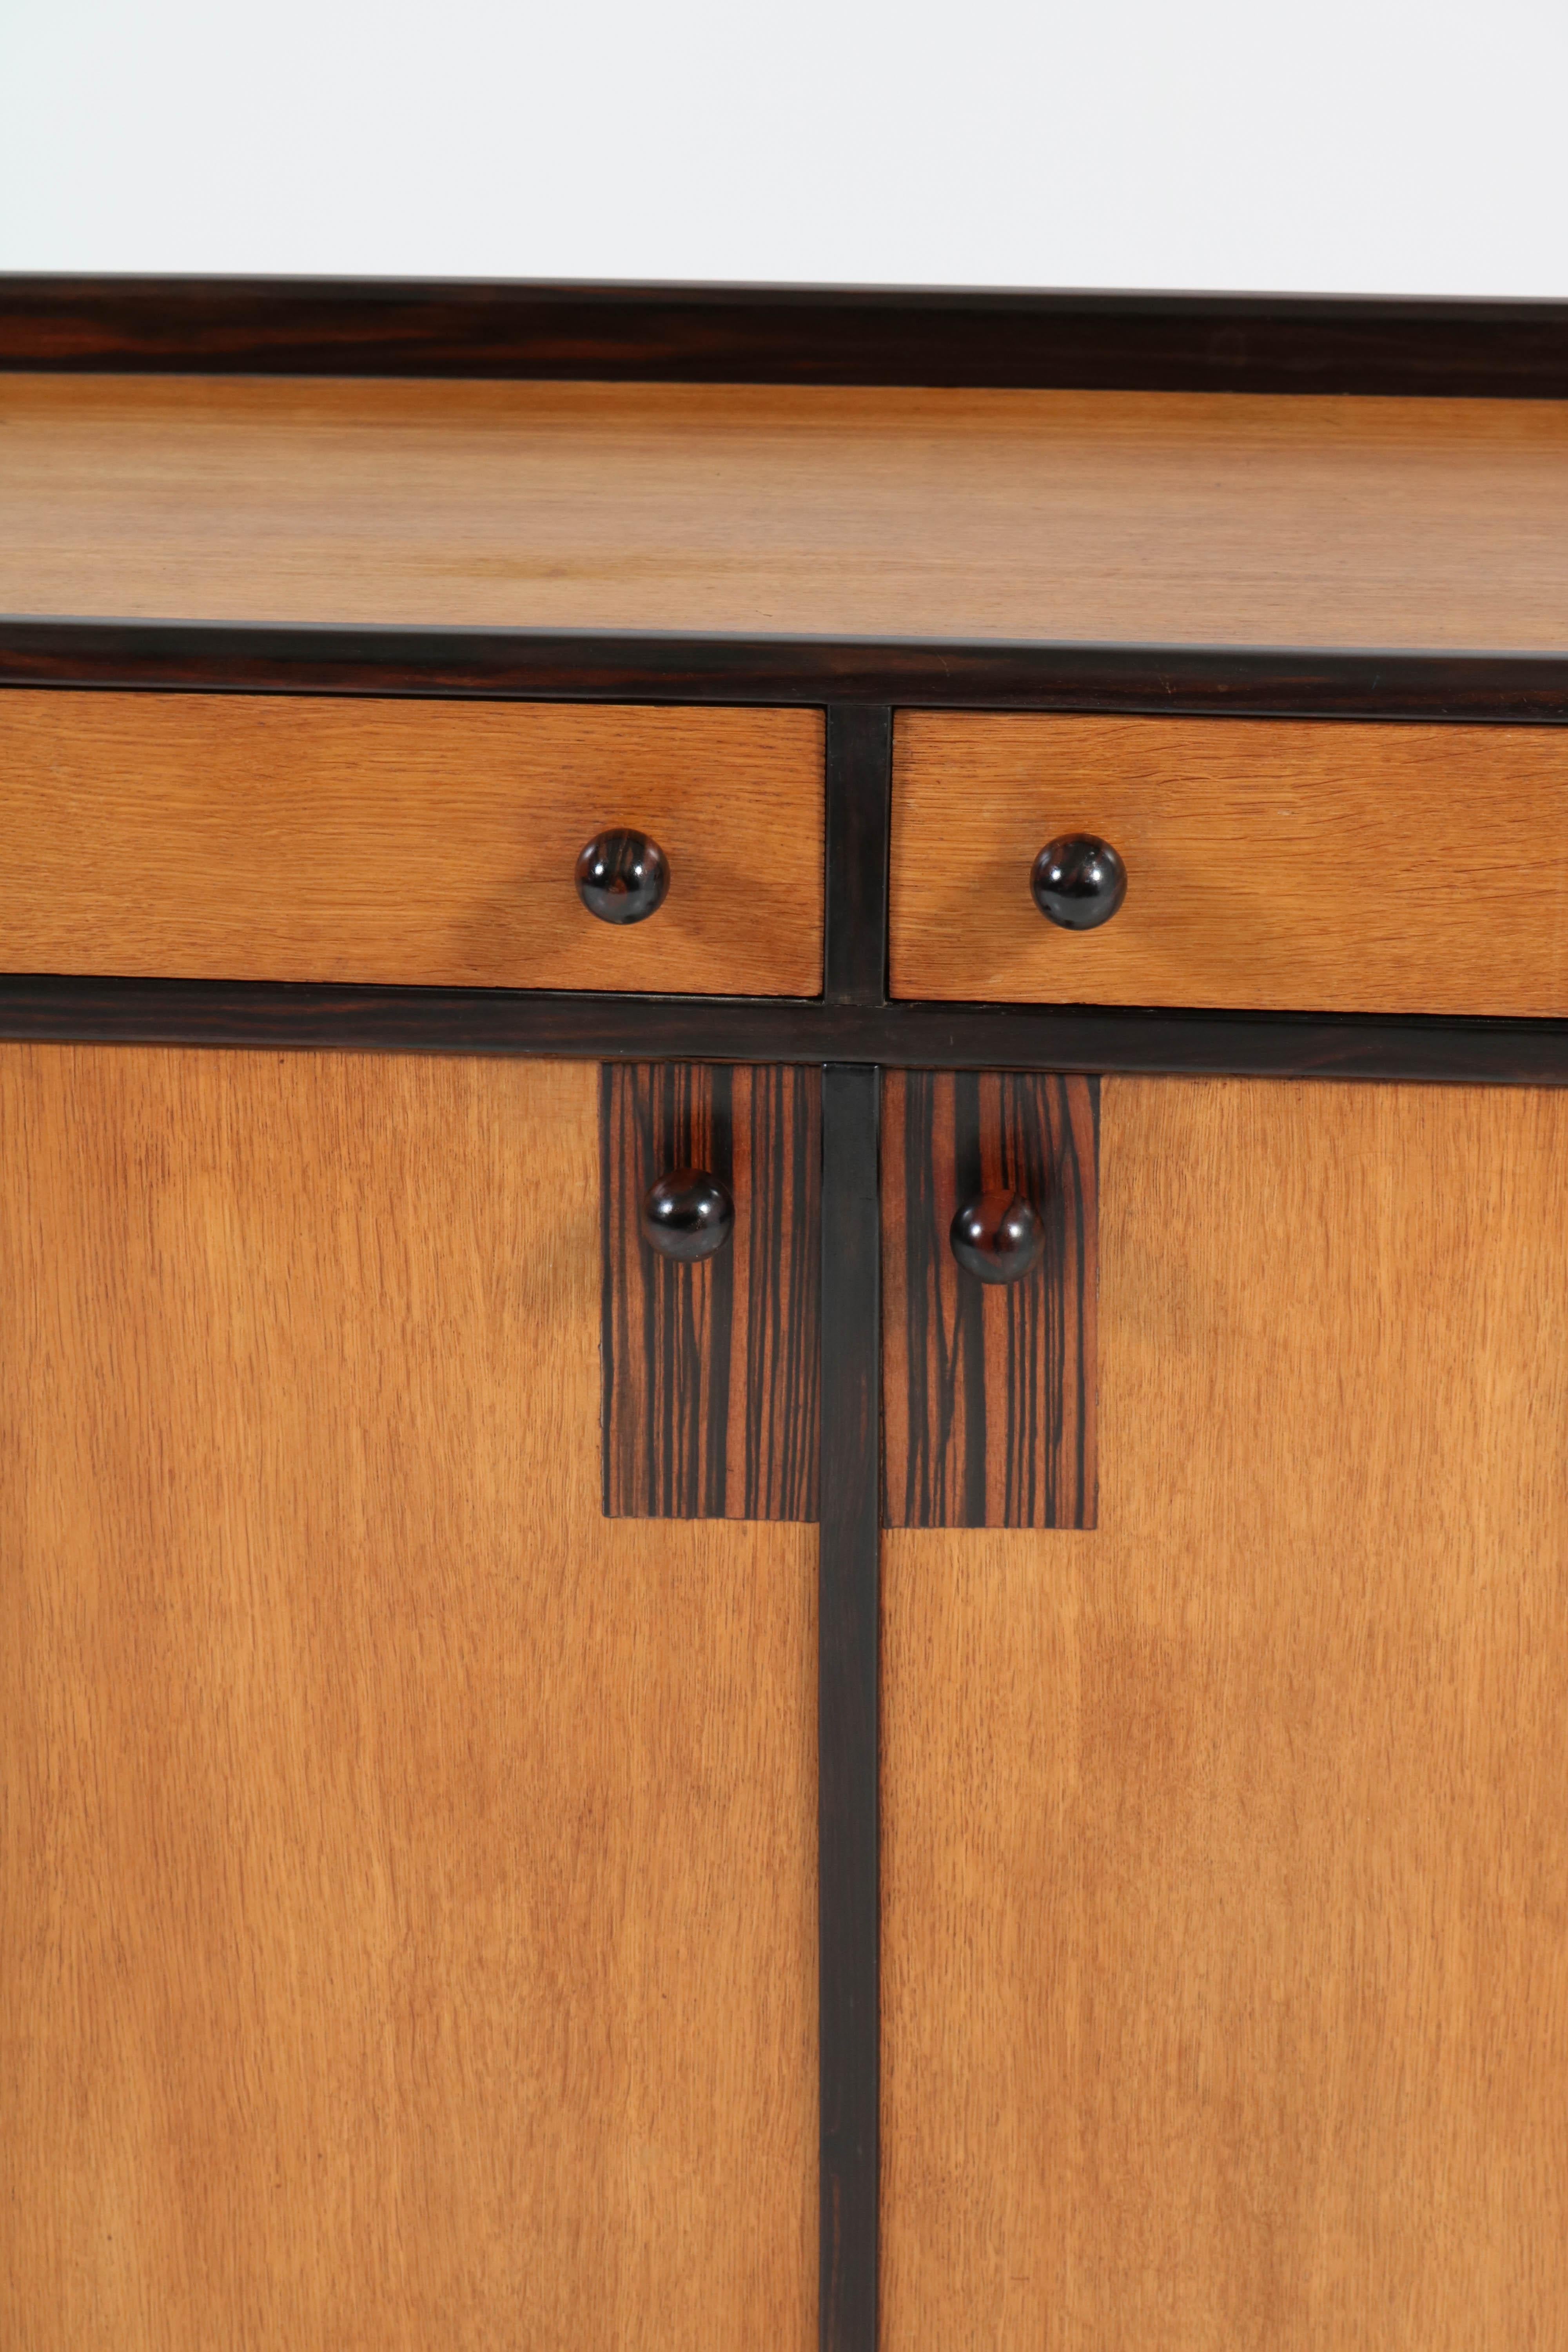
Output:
top-left (824, 706), bottom-right (893, 1006)
top-left (820, 702), bottom-right (890, 2345)
top-left (819, 1063), bottom-right (881, 2352)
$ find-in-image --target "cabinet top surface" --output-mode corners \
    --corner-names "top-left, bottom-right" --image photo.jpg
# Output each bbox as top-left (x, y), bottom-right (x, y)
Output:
top-left (7, 372), bottom-right (1568, 652)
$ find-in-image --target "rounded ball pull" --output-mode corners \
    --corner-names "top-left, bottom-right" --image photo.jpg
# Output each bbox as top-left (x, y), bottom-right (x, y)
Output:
top-left (950, 1190), bottom-right (1045, 1284)
top-left (1031, 833), bottom-right (1127, 930)
top-left (641, 1169), bottom-right (735, 1262)
top-left (576, 828), bottom-right (670, 925)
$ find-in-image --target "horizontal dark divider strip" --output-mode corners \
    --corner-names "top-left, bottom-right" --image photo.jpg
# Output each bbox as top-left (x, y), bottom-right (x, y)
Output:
top-left (5, 277), bottom-right (1568, 397)
top-left (5, 974), bottom-right (1568, 1084)
top-left (4, 619), bottom-right (1568, 718)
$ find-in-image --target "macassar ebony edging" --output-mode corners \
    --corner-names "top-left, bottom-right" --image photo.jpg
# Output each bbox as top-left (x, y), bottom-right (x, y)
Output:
top-left (6, 619), bottom-right (1568, 719)
top-left (600, 1062), bottom-right (820, 1521)
top-left (6, 973), bottom-right (1568, 1085)
top-left (882, 1071), bottom-right (1098, 1530)
top-left (818, 1065), bottom-right (881, 2352)
top-left (824, 706), bottom-right (892, 1006)
top-left (5, 276), bottom-right (1568, 398)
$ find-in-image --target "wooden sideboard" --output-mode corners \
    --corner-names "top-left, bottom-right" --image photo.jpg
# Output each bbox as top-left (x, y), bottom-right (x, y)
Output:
top-left (3, 281), bottom-right (1568, 2350)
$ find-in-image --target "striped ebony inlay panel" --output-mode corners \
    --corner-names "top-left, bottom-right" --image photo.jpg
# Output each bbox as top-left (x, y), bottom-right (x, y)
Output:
top-left (882, 1070), bottom-right (1099, 1529)
top-left (601, 1062), bottom-right (821, 1520)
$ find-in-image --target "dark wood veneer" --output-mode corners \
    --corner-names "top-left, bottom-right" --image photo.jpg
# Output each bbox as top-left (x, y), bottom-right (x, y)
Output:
top-left (5, 277), bottom-right (1568, 397)
top-left (5, 619), bottom-right (1568, 719)
top-left (824, 705), bottom-right (893, 1006)
top-left (882, 1071), bottom-right (1098, 1530)
top-left (818, 1064), bottom-right (881, 2352)
top-left (5, 973), bottom-right (1568, 1085)
top-left (601, 1062), bottom-right (820, 1521)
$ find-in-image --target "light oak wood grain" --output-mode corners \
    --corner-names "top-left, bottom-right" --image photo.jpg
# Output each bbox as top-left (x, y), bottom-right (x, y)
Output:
top-left (892, 713), bottom-right (1568, 1014)
top-left (0, 691), bottom-right (823, 994)
top-left (883, 1078), bottom-right (1568, 2350)
top-left (5, 376), bottom-right (1568, 647)
top-left (0, 1048), bottom-right (815, 2349)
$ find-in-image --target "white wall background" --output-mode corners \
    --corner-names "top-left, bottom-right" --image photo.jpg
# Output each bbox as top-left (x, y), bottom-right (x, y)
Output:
top-left (2, 0), bottom-right (1565, 294)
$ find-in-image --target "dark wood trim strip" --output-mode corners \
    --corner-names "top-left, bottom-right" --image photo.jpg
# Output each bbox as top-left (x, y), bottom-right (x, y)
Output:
top-left (5, 619), bottom-right (1568, 717)
top-left (824, 706), bottom-right (892, 1005)
top-left (5, 276), bottom-right (1568, 397)
top-left (7, 973), bottom-right (1568, 1085)
top-left (818, 1064), bottom-right (880, 2352)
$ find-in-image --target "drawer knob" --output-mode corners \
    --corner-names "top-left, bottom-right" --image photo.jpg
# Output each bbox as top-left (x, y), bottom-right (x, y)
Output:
top-left (1031, 833), bottom-right (1127, 930)
top-left (641, 1169), bottom-right (735, 1261)
top-left (950, 1190), bottom-right (1045, 1284)
top-left (576, 828), bottom-right (671, 925)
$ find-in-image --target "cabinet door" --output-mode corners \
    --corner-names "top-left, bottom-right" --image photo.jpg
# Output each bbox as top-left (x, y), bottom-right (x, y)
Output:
top-left (0, 1046), bottom-right (815, 2349)
top-left (884, 1078), bottom-right (1568, 2348)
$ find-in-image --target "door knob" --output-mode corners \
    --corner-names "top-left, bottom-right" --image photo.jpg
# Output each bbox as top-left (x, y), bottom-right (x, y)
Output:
top-left (949, 1190), bottom-right (1045, 1283)
top-left (576, 828), bottom-right (670, 924)
top-left (1031, 833), bottom-right (1126, 929)
top-left (641, 1169), bottom-right (734, 1261)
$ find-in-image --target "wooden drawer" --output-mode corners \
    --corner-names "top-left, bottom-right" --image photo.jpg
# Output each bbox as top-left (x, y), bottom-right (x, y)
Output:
top-left (0, 693), bottom-right (824, 995)
top-left (891, 713), bottom-right (1568, 1015)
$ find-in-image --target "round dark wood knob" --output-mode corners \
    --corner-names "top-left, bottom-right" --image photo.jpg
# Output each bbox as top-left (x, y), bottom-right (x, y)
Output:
top-left (576, 828), bottom-right (670, 925)
top-left (641, 1169), bottom-right (734, 1261)
top-left (1031, 833), bottom-right (1127, 930)
top-left (950, 1190), bottom-right (1045, 1284)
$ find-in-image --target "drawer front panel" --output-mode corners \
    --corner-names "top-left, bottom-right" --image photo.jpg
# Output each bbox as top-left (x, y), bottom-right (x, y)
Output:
top-left (0, 692), bottom-right (824, 995)
top-left (891, 713), bottom-right (1568, 1015)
